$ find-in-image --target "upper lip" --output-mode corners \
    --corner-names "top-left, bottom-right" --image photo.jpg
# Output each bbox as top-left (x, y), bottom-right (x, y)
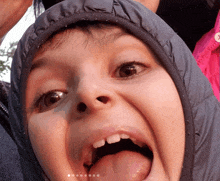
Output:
top-left (81, 126), bottom-right (153, 168)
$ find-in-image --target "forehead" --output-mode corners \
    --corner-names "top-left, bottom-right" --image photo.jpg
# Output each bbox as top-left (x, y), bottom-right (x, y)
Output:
top-left (36, 25), bottom-right (128, 56)
top-left (31, 24), bottom-right (159, 73)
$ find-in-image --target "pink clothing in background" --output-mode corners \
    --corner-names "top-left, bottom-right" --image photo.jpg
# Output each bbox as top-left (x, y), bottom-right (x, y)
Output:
top-left (193, 11), bottom-right (220, 100)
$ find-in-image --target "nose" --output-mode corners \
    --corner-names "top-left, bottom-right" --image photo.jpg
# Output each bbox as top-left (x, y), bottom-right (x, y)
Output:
top-left (74, 75), bottom-right (114, 114)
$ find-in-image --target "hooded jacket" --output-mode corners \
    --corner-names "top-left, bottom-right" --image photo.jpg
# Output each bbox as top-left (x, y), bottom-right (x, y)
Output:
top-left (0, 81), bottom-right (23, 181)
top-left (40, 0), bottom-right (220, 52)
top-left (8, 0), bottom-right (220, 180)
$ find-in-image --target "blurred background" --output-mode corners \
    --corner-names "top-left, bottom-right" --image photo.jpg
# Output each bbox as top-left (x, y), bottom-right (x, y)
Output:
top-left (0, 5), bottom-right (35, 82)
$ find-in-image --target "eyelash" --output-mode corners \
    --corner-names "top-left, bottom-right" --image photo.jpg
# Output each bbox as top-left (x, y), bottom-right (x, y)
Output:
top-left (115, 61), bottom-right (147, 79)
top-left (33, 90), bottom-right (67, 112)
top-left (32, 61), bottom-right (147, 112)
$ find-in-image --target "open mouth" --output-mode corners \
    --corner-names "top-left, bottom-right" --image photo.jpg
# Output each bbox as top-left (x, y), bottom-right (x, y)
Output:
top-left (83, 133), bottom-right (153, 180)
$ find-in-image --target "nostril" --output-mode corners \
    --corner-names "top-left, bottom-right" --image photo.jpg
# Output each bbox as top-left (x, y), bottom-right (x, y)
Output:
top-left (97, 96), bottom-right (109, 104)
top-left (77, 102), bottom-right (87, 112)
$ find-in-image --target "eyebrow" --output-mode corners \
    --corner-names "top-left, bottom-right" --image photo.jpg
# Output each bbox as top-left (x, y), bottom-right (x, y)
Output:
top-left (30, 58), bottom-right (49, 74)
top-left (29, 29), bottom-right (129, 73)
top-left (44, 29), bottom-right (128, 51)
top-left (111, 31), bottom-right (128, 42)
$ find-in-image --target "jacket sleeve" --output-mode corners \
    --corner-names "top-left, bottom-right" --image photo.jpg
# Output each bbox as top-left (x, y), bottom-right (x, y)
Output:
top-left (0, 81), bottom-right (14, 141)
top-left (0, 81), bottom-right (23, 180)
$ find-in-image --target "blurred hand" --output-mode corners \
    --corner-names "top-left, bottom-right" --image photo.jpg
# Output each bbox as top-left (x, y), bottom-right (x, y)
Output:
top-left (41, 0), bottom-right (160, 13)
top-left (135, 0), bottom-right (160, 12)
top-left (0, 0), bottom-right (33, 39)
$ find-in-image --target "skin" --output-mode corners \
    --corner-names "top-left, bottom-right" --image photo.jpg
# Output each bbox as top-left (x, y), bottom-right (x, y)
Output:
top-left (0, 0), bottom-right (32, 39)
top-left (0, 0), bottom-right (159, 38)
top-left (41, 0), bottom-right (160, 13)
top-left (0, 0), bottom-right (159, 41)
top-left (26, 26), bottom-right (185, 181)
top-left (135, 0), bottom-right (160, 12)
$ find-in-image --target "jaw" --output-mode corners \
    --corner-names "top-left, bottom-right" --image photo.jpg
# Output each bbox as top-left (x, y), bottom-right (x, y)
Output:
top-left (82, 132), bottom-right (154, 180)
top-left (40, 153), bottom-right (171, 181)
top-left (28, 103), bottom-right (184, 181)
top-left (63, 130), bottom-right (182, 181)
top-left (28, 118), bottom-right (184, 181)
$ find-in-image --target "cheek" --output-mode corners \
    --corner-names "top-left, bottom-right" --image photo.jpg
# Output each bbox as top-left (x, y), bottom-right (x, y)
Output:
top-left (143, 72), bottom-right (185, 168)
top-left (28, 113), bottom-right (73, 180)
top-left (120, 68), bottom-right (185, 176)
top-left (155, 87), bottom-right (184, 178)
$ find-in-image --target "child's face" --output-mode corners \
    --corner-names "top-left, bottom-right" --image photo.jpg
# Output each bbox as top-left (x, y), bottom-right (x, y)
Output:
top-left (26, 26), bottom-right (185, 181)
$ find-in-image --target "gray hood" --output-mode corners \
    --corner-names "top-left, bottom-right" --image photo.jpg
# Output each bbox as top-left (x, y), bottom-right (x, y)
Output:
top-left (9, 0), bottom-right (220, 180)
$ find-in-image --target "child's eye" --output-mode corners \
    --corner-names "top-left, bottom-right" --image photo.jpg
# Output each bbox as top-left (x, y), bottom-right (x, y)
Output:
top-left (115, 61), bottom-right (147, 78)
top-left (36, 91), bottom-right (66, 112)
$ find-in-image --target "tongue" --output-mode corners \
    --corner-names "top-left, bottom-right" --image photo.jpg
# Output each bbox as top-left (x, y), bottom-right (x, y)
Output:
top-left (89, 151), bottom-right (151, 181)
